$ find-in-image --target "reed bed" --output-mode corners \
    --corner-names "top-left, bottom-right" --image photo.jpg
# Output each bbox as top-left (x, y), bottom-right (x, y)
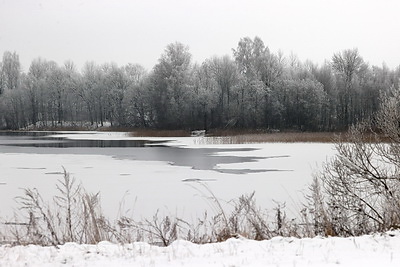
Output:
top-left (196, 132), bottom-right (342, 144)
top-left (129, 129), bottom-right (191, 137)
top-left (129, 129), bottom-right (343, 143)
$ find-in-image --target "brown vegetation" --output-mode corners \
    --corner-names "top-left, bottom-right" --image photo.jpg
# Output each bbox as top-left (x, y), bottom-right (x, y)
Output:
top-left (200, 130), bottom-right (386, 144)
top-left (204, 131), bottom-right (340, 144)
top-left (129, 129), bottom-right (191, 137)
top-left (128, 128), bottom-right (342, 142)
top-left (127, 129), bottom-right (384, 144)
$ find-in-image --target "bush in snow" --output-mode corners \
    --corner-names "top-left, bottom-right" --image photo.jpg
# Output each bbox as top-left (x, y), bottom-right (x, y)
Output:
top-left (311, 87), bottom-right (400, 236)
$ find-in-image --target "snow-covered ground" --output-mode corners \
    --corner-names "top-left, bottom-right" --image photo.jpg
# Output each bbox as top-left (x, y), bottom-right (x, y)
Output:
top-left (1, 231), bottom-right (400, 266)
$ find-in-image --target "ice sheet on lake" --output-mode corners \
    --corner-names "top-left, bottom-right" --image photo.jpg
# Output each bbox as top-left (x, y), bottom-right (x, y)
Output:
top-left (0, 132), bottom-right (336, 222)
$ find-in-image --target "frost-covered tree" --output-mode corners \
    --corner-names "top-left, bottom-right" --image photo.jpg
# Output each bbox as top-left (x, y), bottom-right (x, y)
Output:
top-left (1, 41), bottom-right (400, 131)
top-left (102, 64), bottom-right (131, 126)
top-left (1, 51), bottom-right (21, 91)
top-left (190, 62), bottom-right (219, 129)
top-left (312, 61), bottom-right (337, 130)
top-left (206, 56), bottom-right (241, 127)
top-left (122, 63), bottom-right (149, 127)
top-left (0, 87), bottom-right (27, 129)
top-left (151, 42), bottom-right (192, 129)
top-left (279, 78), bottom-right (327, 130)
top-left (43, 62), bottom-right (79, 126)
top-left (233, 36), bottom-right (284, 128)
top-left (78, 62), bottom-right (101, 125)
top-left (23, 59), bottom-right (57, 126)
top-left (332, 48), bottom-right (366, 127)
top-left (0, 62), bottom-right (4, 95)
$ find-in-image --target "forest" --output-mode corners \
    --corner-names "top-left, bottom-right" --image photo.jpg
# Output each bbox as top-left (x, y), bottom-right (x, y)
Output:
top-left (0, 36), bottom-right (399, 131)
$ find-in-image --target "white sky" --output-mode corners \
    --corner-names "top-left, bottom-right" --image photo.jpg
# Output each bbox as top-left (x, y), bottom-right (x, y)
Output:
top-left (1, 0), bottom-right (399, 72)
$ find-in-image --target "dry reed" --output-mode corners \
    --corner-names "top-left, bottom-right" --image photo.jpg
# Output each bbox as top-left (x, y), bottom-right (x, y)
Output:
top-left (196, 132), bottom-right (342, 144)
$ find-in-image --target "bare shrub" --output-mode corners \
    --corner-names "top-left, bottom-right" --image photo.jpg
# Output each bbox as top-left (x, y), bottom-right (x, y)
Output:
top-left (118, 211), bottom-right (192, 246)
top-left (316, 87), bottom-right (400, 235)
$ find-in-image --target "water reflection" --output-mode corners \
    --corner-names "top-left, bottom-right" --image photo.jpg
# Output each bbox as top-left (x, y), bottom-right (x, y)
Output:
top-left (0, 131), bottom-right (58, 137)
top-left (0, 132), bottom-right (165, 148)
top-left (9, 139), bottom-right (164, 148)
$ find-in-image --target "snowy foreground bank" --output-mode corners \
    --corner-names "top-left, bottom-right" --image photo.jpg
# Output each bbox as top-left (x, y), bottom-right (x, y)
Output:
top-left (1, 232), bottom-right (400, 266)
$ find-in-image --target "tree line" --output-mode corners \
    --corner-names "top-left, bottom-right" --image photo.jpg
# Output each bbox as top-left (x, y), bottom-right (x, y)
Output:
top-left (1, 36), bottom-right (399, 131)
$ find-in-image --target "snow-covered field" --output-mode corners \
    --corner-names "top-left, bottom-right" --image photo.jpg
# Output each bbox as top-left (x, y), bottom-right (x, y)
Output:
top-left (1, 231), bottom-right (400, 266)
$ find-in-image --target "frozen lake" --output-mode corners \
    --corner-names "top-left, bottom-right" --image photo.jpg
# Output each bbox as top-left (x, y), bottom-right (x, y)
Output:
top-left (0, 131), bottom-right (336, 222)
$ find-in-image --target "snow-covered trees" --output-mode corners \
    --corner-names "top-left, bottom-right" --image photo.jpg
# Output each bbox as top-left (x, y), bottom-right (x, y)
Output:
top-left (150, 42), bottom-right (193, 129)
top-left (276, 78), bottom-right (327, 130)
top-left (332, 48), bottom-right (367, 128)
top-left (122, 64), bottom-right (149, 127)
top-left (207, 56), bottom-right (240, 127)
top-left (1, 39), bottom-right (399, 130)
top-left (233, 37), bottom-right (284, 128)
top-left (1, 51), bottom-right (21, 92)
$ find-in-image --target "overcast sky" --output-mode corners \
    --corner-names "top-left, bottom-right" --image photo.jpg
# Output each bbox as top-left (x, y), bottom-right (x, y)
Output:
top-left (1, 0), bottom-right (399, 72)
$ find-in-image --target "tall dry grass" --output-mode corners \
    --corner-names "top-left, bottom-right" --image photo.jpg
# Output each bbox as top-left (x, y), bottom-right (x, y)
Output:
top-left (1, 168), bottom-right (322, 246)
